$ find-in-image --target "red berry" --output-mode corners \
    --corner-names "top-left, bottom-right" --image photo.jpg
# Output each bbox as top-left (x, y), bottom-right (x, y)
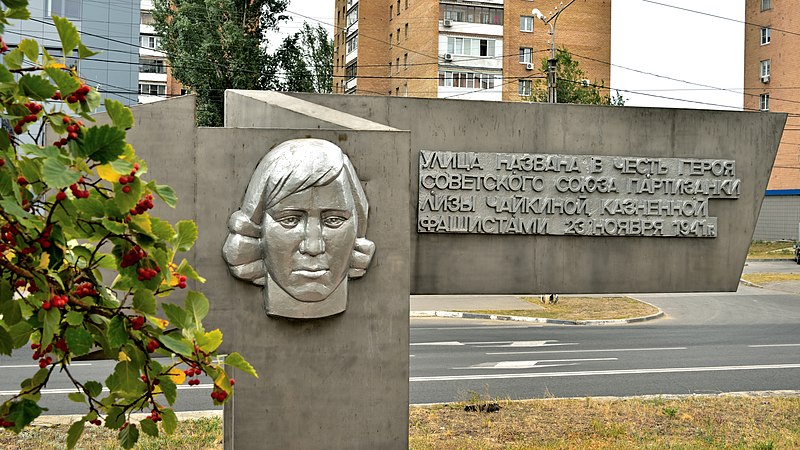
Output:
top-left (41, 301), bottom-right (51, 310)
top-left (122, 186), bottom-right (131, 194)
top-left (68, 131), bottom-right (78, 140)
top-left (13, 124), bottom-right (22, 135)
top-left (229, 378), bottom-right (235, 386)
top-left (66, 95), bottom-right (77, 103)
top-left (0, 158), bottom-right (4, 166)
top-left (56, 191), bottom-right (67, 201)
top-left (52, 91), bottom-right (62, 100)
top-left (17, 176), bottom-right (27, 185)
top-left (62, 116), bottom-right (71, 124)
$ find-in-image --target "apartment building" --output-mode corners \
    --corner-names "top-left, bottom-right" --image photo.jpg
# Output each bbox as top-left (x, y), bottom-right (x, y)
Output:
top-left (332, 0), bottom-right (611, 101)
top-left (745, 0), bottom-right (800, 239)
top-left (139, 0), bottom-right (185, 103)
top-left (4, 0), bottom-right (139, 106)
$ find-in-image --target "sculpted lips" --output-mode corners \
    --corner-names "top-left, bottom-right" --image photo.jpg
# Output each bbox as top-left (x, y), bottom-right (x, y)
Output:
top-left (292, 268), bottom-right (329, 279)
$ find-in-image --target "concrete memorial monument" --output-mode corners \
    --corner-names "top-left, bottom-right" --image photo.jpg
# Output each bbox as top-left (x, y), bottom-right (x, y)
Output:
top-left (114, 91), bottom-right (785, 449)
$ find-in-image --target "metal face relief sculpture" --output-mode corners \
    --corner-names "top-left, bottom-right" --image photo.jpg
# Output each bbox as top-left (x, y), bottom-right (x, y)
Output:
top-left (222, 139), bottom-right (375, 319)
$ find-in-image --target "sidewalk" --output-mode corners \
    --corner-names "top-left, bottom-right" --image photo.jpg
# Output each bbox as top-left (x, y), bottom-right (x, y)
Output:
top-left (411, 294), bottom-right (543, 312)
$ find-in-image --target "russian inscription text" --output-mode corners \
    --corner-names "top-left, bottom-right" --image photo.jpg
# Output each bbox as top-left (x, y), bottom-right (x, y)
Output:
top-left (417, 151), bottom-right (740, 238)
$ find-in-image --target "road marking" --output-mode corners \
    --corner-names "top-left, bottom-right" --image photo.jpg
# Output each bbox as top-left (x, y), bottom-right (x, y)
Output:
top-left (410, 341), bottom-right (464, 346)
top-left (410, 363), bottom-right (800, 382)
top-left (486, 347), bottom-right (687, 355)
top-left (458, 358), bottom-right (617, 369)
top-left (411, 326), bottom-right (542, 331)
top-left (0, 384), bottom-right (214, 396)
top-left (0, 363), bottom-right (92, 369)
top-left (748, 344), bottom-right (800, 348)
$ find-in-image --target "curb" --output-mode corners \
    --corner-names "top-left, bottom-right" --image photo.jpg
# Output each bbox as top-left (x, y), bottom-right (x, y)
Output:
top-left (410, 308), bottom-right (665, 326)
top-left (739, 278), bottom-right (764, 288)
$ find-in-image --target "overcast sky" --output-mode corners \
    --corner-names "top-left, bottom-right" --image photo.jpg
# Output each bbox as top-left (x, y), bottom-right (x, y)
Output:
top-left (273, 0), bottom-right (746, 111)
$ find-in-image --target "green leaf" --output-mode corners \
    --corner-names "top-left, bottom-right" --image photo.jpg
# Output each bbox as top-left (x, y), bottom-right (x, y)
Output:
top-left (100, 218), bottom-right (127, 234)
top-left (0, 326), bottom-right (13, 356)
top-left (53, 16), bottom-right (80, 57)
top-left (139, 418), bottom-right (159, 437)
top-left (158, 377), bottom-right (177, 405)
top-left (109, 159), bottom-right (133, 174)
top-left (44, 67), bottom-right (80, 95)
top-left (66, 419), bottom-right (85, 449)
top-left (161, 303), bottom-right (189, 330)
top-left (41, 307), bottom-right (61, 348)
top-left (132, 290), bottom-right (157, 315)
top-left (0, 199), bottom-right (33, 225)
top-left (159, 334), bottom-right (193, 357)
top-left (177, 259), bottom-right (206, 282)
top-left (19, 74), bottom-right (58, 100)
top-left (5, 6), bottom-right (30, 19)
top-left (73, 195), bottom-right (106, 218)
top-left (65, 311), bottom-right (83, 326)
top-left (174, 220), bottom-right (198, 252)
top-left (118, 423), bottom-right (139, 449)
top-left (43, 157), bottom-right (82, 188)
top-left (0, 298), bottom-right (22, 327)
top-left (224, 352), bottom-right (258, 378)
top-left (0, 64), bottom-right (13, 83)
top-left (77, 124), bottom-right (127, 164)
top-left (67, 392), bottom-right (85, 403)
top-left (161, 408), bottom-right (178, 435)
top-left (106, 316), bottom-right (128, 349)
top-left (78, 42), bottom-right (99, 59)
top-left (7, 399), bottom-right (43, 432)
top-left (104, 406), bottom-right (125, 428)
top-left (150, 218), bottom-right (176, 241)
top-left (9, 321), bottom-right (33, 348)
top-left (18, 39), bottom-right (39, 64)
top-left (196, 329), bottom-right (222, 353)
top-left (84, 380), bottom-right (103, 397)
top-left (151, 183), bottom-right (177, 208)
top-left (2, 0), bottom-right (29, 10)
top-left (112, 177), bottom-right (142, 213)
top-left (112, 361), bottom-right (141, 394)
top-left (185, 290), bottom-right (209, 327)
top-left (104, 99), bottom-right (134, 130)
top-left (5, 47), bottom-right (23, 70)
top-left (65, 327), bottom-right (93, 356)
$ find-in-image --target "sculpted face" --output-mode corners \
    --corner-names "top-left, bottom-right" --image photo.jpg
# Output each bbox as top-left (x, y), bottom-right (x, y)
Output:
top-left (262, 174), bottom-right (357, 302)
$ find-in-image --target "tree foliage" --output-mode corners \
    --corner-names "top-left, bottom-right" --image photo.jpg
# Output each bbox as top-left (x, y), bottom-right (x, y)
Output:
top-left (0, 3), bottom-right (254, 448)
top-left (275, 22), bottom-right (333, 94)
top-left (152, 0), bottom-right (289, 127)
top-left (529, 48), bottom-right (625, 106)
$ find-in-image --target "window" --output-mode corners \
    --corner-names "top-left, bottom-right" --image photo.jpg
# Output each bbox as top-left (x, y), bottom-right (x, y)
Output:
top-left (396, 0), bottom-right (400, 15)
top-left (346, 6), bottom-right (358, 27)
top-left (438, 71), bottom-right (497, 89)
top-left (139, 83), bottom-right (166, 96)
top-left (396, 87), bottom-right (400, 95)
top-left (405, 23), bottom-right (408, 38)
top-left (405, 0), bottom-right (408, 9)
top-left (346, 34), bottom-right (358, 53)
top-left (761, 0), bottom-right (771, 11)
top-left (140, 11), bottom-right (154, 25)
top-left (389, 61), bottom-right (392, 72)
top-left (518, 80), bottom-right (532, 96)
top-left (519, 47), bottom-right (533, 64)
top-left (396, 57), bottom-right (400, 73)
top-left (140, 58), bottom-right (166, 74)
top-left (389, 5), bottom-right (393, 19)
top-left (761, 27), bottom-right (771, 45)
top-left (140, 35), bottom-right (160, 50)
top-left (520, 16), bottom-right (533, 32)
top-left (446, 37), bottom-right (495, 57)
top-left (760, 59), bottom-right (771, 80)
top-left (345, 62), bottom-right (357, 81)
top-left (404, 53), bottom-right (408, 68)
top-left (441, 4), bottom-right (503, 25)
top-left (759, 93), bottom-right (769, 111)
top-left (47, 0), bottom-right (81, 20)
top-left (389, 33), bottom-right (393, 46)
top-left (397, 28), bottom-right (400, 43)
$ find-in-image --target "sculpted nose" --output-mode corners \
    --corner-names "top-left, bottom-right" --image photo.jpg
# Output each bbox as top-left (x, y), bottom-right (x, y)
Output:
top-left (299, 218), bottom-right (325, 255)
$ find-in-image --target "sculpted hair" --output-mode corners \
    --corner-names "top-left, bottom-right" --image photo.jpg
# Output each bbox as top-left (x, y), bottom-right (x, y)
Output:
top-left (222, 139), bottom-right (370, 285)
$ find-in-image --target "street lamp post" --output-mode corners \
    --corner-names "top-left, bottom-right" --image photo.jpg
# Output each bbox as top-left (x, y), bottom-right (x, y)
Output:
top-left (533, 0), bottom-right (576, 104)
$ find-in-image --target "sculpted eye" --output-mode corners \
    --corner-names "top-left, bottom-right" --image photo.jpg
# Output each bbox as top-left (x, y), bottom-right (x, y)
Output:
top-left (277, 216), bottom-right (301, 228)
top-left (323, 216), bottom-right (347, 228)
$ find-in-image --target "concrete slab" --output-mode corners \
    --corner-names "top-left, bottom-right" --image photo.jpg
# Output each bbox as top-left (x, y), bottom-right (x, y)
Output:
top-left (411, 295), bottom-right (543, 311)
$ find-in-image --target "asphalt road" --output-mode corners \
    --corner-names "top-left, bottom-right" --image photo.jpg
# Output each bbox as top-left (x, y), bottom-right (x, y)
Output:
top-left (410, 282), bottom-right (800, 404)
top-left (2, 261), bottom-right (799, 413)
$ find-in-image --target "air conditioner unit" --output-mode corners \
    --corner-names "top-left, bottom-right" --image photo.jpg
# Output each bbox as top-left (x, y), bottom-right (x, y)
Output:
top-left (444, 53), bottom-right (453, 62)
top-left (443, 19), bottom-right (453, 27)
top-left (761, 74), bottom-right (770, 83)
top-left (525, 62), bottom-right (534, 70)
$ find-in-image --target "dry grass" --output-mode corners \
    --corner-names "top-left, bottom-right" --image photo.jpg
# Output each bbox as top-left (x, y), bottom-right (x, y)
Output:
top-left (748, 241), bottom-right (796, 260)
top-left (0, 417), bottom-right (221, 450)
top-left (3, 396), bottom-right (799, 449)
top-left (459, 296), bottom-right (660, 321)
top-left (742, 272), bottom-right (800, 286)
top-left (410, 395), bottom-right (800, 449)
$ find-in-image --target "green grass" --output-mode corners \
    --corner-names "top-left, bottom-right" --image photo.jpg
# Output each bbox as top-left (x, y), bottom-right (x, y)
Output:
top-left (456, 296), bottom-right (660, 321)
top-left (748, 240), bottom-right (796, 259)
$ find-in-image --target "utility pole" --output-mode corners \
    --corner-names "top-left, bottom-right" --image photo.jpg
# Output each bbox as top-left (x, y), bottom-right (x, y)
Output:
top-left (533, 0), bottom-right (576, 104)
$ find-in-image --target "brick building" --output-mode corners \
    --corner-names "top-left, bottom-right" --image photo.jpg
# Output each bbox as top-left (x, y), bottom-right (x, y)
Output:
top-left (332, 0), bottom-right (611, 101)
top-left (745, 0), bottom-right (800, 239)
